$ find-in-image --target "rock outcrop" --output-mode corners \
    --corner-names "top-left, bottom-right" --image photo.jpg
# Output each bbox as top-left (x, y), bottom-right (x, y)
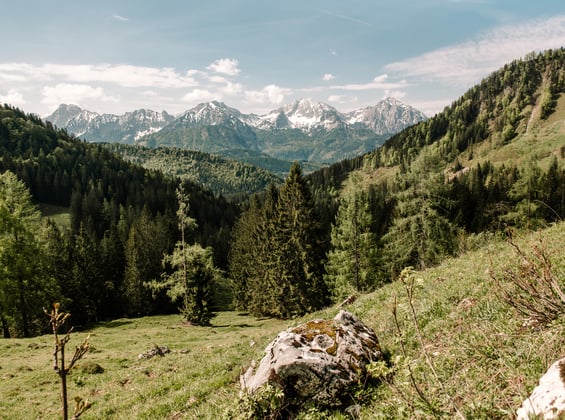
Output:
top-left (138, 345), bottom-right (170, 360)
top-left (516, 358), bottom-right (565, 419)
top-left (240, 310), bottom-right (383, 407)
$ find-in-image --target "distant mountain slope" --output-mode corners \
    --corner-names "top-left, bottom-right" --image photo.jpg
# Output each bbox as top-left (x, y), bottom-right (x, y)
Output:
top-left (48, 98), bottom-right (427, 164)
top-left (47, 104), bottom-right (175, 143)
top-left (219, 149), bottom-right (323, 178)
top-left (104, 143), bottom-right (282, 196)
top-left (346, 97), bottom-right (427, 134)
top-left (310, 49), bottom-right (565, 190)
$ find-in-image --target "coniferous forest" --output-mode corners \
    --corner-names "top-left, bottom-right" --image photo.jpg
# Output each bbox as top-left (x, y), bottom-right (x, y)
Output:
top-left (1, 49), bottom-right (565, 338)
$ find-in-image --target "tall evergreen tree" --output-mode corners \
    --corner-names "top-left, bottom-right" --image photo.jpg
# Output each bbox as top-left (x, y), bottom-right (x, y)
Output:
top-left (381, 174), bottom-right (461, 276)
top-left (148, 186), bottom-right (220, 325)
top-left (0, 171), bottom-right (57, 337)
top-left (69, 224), bottom-right (103, 324)
top-left (268, 163), bottom-right (329, 318)
top-left (122, 207), bottom-right (172, 317)
top-left (228, 195), bottom-right (264, 311)
top-left (325, 174), bottom-right (379, 300)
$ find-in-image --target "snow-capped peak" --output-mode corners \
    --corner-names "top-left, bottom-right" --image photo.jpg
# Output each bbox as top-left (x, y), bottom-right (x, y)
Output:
top-left (345, 97), bottom-right (427, 135)
top-left (45, 104), bottom-right (174, 143)
top-left (252, 98), bottom-right (345, 131)
top-left (178, 101), bottom-right (246, 126)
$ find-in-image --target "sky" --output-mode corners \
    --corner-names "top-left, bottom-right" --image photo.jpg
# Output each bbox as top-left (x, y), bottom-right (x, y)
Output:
top-left (1, 1), bottom-right (565, 118)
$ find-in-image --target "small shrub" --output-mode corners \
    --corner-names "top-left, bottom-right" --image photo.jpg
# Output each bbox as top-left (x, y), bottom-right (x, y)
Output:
top-left (79, 362), bottom-right (104, 374)
top-left (225, 384), bottom-right (286, 420)
top-left (489, 234), bottom-right (565, 325)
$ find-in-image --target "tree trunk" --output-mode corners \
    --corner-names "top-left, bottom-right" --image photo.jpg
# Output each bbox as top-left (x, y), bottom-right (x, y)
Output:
top-left (1, 314), bottom-right (10, 338)
top-left (18, 276), bottom-right (30, 337)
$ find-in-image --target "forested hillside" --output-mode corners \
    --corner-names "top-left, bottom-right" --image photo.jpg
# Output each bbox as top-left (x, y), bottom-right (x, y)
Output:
top-left (104, 143), bottom-right (282, 197)
top-left (0, 106), bottom-right (238, 336)
top-left (1, 49), bottom-right (565, 339)
top-left (229, 49), bottom-right (565, 316)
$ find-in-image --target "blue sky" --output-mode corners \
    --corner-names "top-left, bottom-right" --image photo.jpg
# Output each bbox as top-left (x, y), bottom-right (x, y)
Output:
top-left (1, 1), bottom-right (565, 117)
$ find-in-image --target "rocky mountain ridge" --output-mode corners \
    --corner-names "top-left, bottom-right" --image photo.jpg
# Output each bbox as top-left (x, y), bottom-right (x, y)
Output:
top-left (47, 98), bottom-right (427, 163)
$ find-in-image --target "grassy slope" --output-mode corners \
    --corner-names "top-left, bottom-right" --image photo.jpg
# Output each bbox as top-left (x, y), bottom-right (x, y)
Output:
top-left (1, 222), bottom-right (563, 419)
top-left (468, 93), bottom-right (565, 170)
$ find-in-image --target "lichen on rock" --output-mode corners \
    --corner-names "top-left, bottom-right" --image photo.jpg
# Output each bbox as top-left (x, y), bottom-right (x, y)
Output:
top-left (240, 310), bottom-right (383, 407)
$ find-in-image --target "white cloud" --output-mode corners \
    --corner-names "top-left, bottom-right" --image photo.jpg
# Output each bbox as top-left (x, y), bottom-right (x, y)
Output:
top-left (206, 58), bottom-right (241, 76)
top-left (46, 64), bottom-right (199, 88)
top-left (208, 75), bottom-right (229, 84)
top-left (40, 83), bottom-right (119, 106)
top-left (0, 89), bottom-right (26, 106)
top-left (0, 63), bottom-right (46, 83)
top-left (180, 89), bottom-right (216, 104)
top-left (322, 73), bottom-right (335, 82)
top-left (330, 73), bottom-right (408, 91)
top-left (244, 84), bottom-right (289, 107)
top-left (219, 81), bottom-right (243, 96)
top-left (112, 13), bottom-right (129, 22)
top-left (327, 94), bottom-right (358, 105)
top-left (385, 15), bottom-right (565, 87)
top-left (0, 63), bottom-right (199, 88)
top-left (383, 89), bottom-right (406, 100)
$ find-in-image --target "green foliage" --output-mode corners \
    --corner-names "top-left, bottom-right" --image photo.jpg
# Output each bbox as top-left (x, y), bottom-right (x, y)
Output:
top-left (381, 173), bottom-right (461, 276)
top-left (106, 143), bottom-right (283, 197)
top-left (225, 384), bottom-right (286, 420)
top-left (147, 187), bottom-right (221, 325)
top-left (0, 171), bottom-right (58, 337)
top-left (229, 164), bottom-right (329, 318)
top-left (325, 174), bottom-right (379, 300)
top-left (156, 243), bottom-right (220, 325)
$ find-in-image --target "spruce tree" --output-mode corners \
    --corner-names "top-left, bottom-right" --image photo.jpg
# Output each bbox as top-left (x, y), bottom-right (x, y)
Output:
top-left (381, 174), bottom-right (460, 276)
top-left (228, 184), bottom-right (280, 316)
top-left (148, 185), bottom-right (220, 325)
top-left (268, 163), bottom-right (328, 318)
top-left (325, 174), bottom-right (379, 300)
top-left (0, 171), bottom-right (57, 337)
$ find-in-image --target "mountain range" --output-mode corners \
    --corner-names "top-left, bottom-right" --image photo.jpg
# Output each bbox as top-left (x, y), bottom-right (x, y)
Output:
top-left (47, 98), bottom-right (427, 164)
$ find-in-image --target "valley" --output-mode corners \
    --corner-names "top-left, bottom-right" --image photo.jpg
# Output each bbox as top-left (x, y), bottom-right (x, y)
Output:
top-left (1, 48), bottom-right (565, 418)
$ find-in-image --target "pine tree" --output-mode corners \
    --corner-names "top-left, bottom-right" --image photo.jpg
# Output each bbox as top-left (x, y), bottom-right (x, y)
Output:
top-left (325, 174), bottom-right (379, 300)
top-left (148, 185), bottom-right (220, 325)
top-left (122, 207), bottom-right (172, 317)
top-left (268, 163), bottom-right (329, 318)
top-left (0, 171), bottom-right (57, 337)
top-left (381, 175), bottom-right (461, 276)
top-left (228, 194), bottom-right (265, 311)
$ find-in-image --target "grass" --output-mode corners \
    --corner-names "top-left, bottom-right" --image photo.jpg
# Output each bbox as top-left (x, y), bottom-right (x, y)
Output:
top-left (1, 222), bottom-right (564, 419)
top-left (39, 203), bottom-right (71, 228)
top-left (470, 94), bottom-right (565, 171)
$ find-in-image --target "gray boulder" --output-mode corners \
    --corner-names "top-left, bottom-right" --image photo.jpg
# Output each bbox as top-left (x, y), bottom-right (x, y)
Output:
top-left (240, 310), bottom-right (383, 407)
top-left (516, 358), bottom-right (565, 419)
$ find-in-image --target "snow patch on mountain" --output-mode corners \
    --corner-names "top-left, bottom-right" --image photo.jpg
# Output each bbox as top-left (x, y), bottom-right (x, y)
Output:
top-left (345, 97), bottom-right (427, 135)
top-left (48, 97), bottom-right (427, 145)
top-left (46, 105), bottom-right (174, 143)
